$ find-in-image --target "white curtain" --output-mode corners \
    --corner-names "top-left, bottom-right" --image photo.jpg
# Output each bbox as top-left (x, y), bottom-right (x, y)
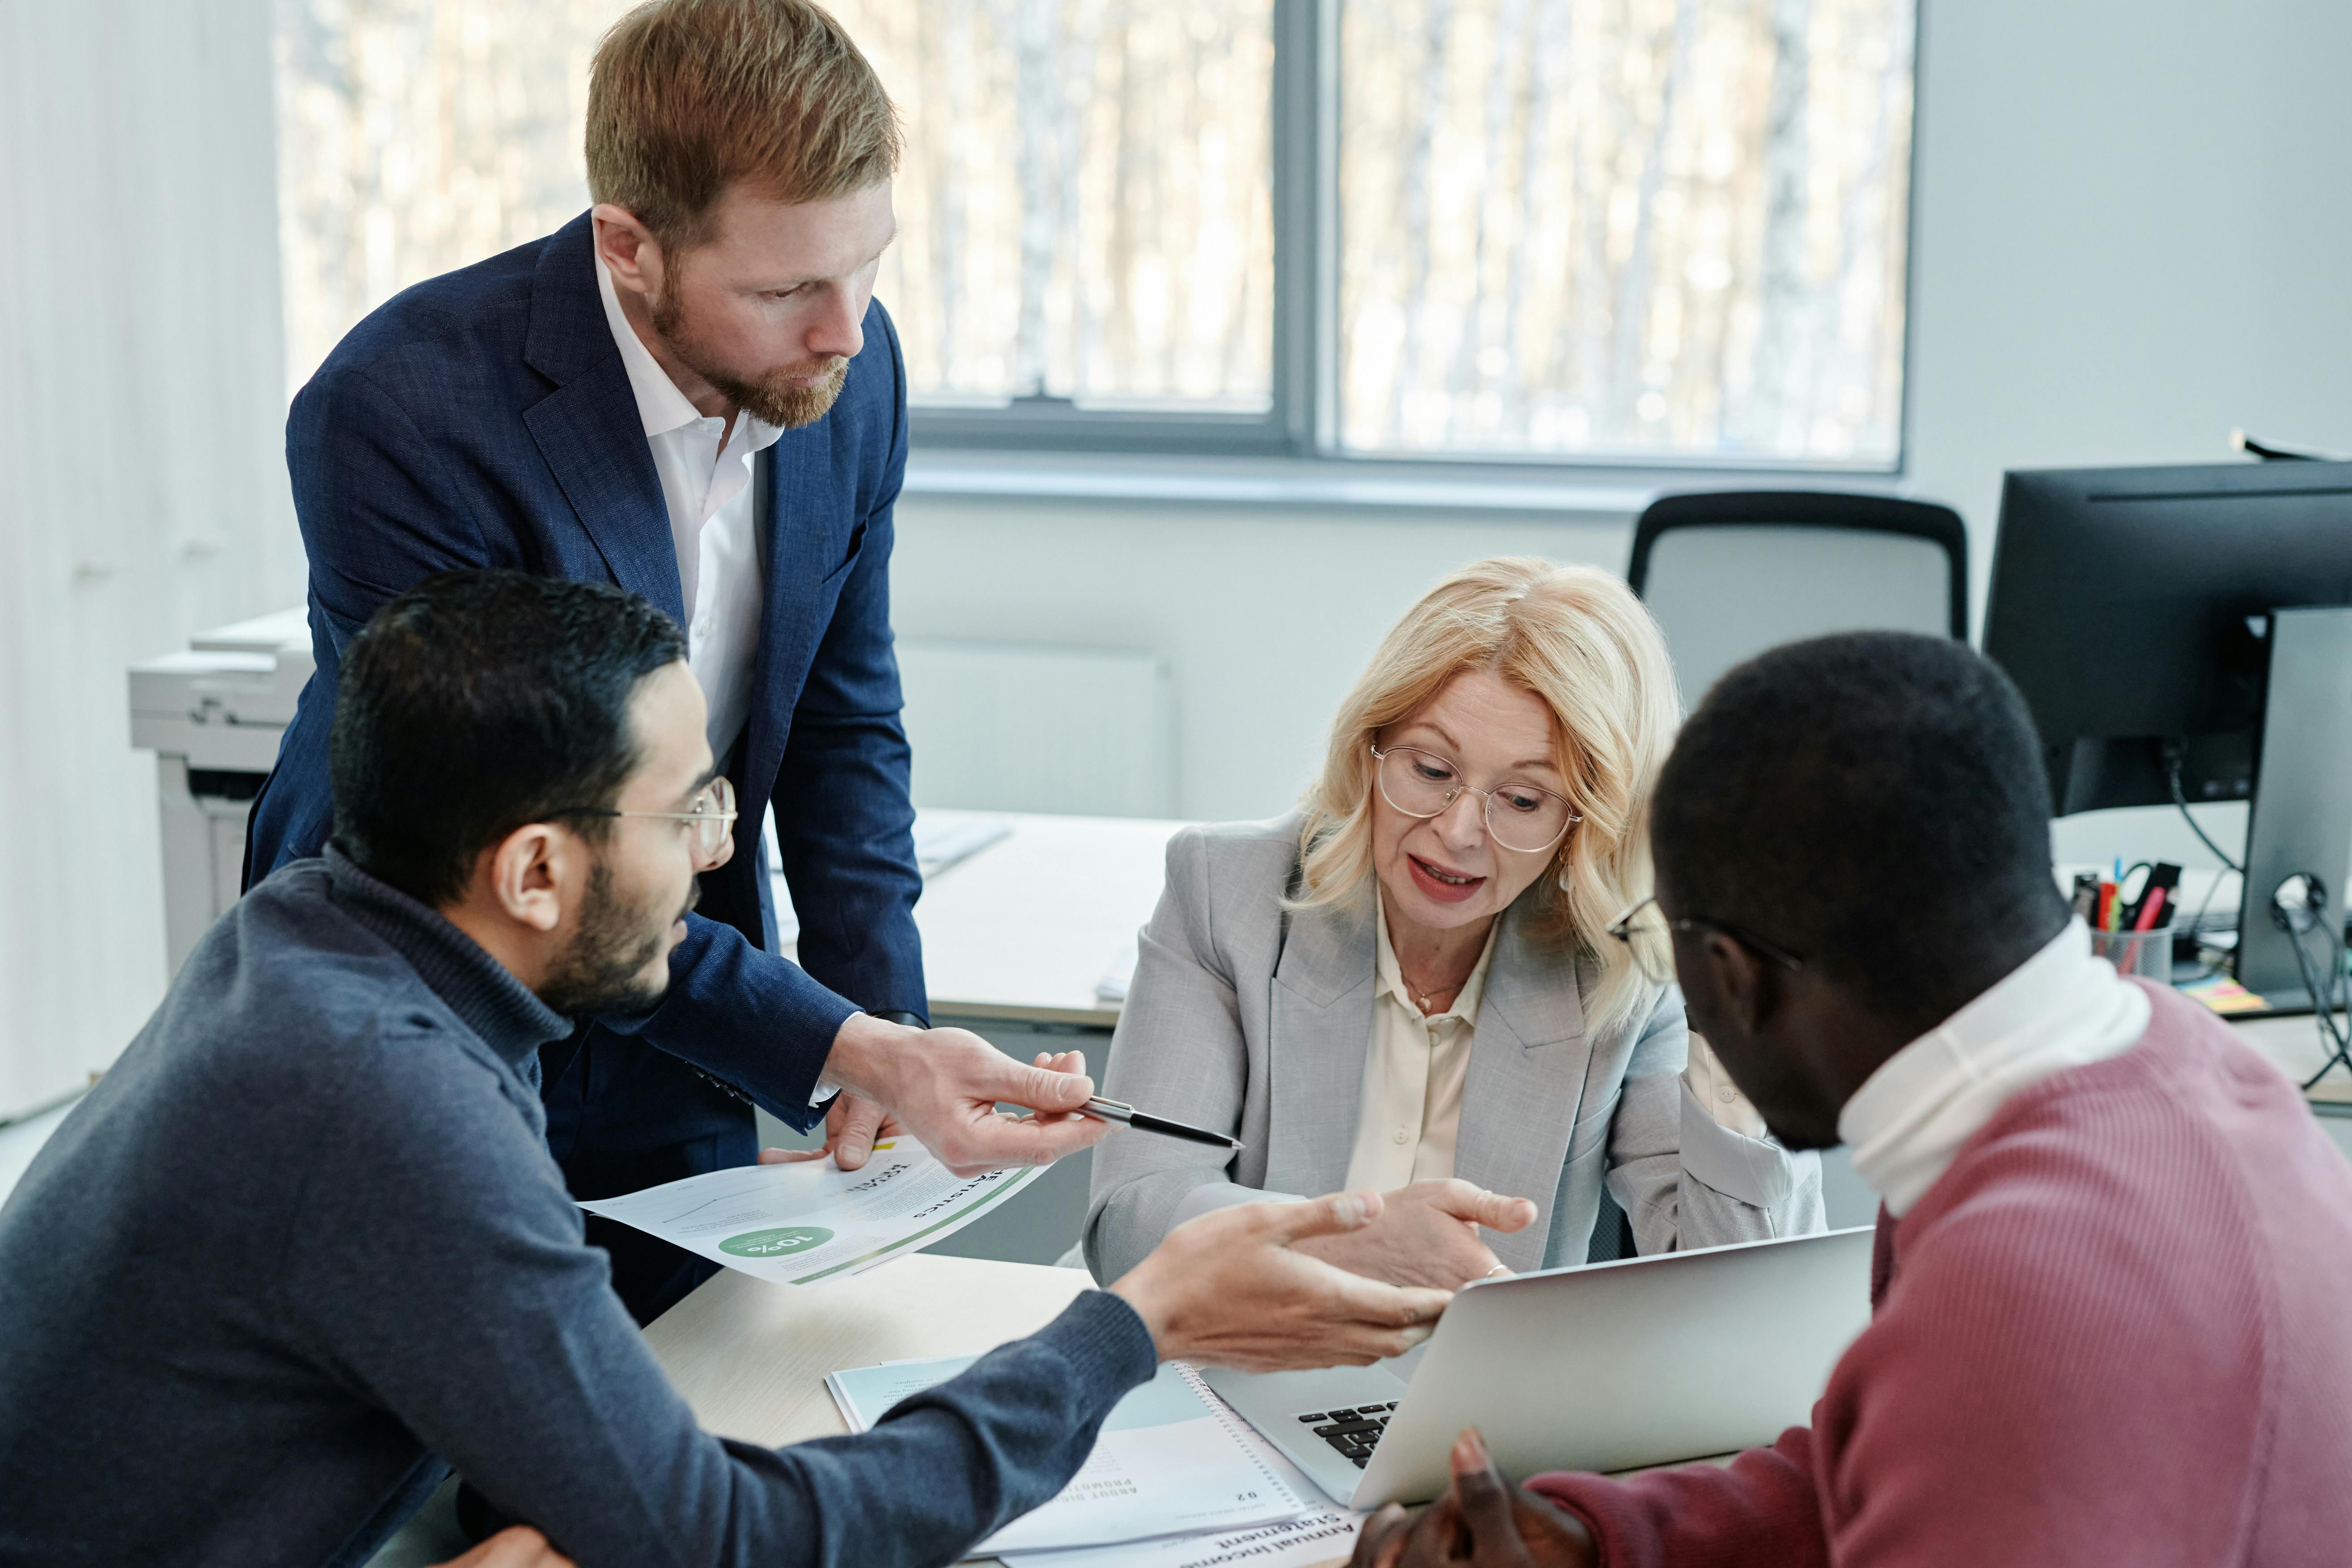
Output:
top-left (0, 0), bottom-right (302, 1116)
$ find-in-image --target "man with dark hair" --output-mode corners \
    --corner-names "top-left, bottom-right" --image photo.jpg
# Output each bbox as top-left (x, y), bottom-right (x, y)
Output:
top-left (0, 571), bottom-right (1454, 1568)
top-left (1353, 632), bottom-right (2352, 1568)
top-left (329, 571), bottom-right (694, 914)
top-left (246, 0), bottom-right (966, 1324)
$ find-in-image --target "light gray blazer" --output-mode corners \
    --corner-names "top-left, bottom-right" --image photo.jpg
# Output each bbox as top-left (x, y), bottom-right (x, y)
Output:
top-left (1084, 815), bottom-right (1824, 1283)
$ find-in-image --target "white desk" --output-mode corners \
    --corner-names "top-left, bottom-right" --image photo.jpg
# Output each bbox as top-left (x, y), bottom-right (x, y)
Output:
top-left (2228, 1013), bottom-right (2352, 1112)
top-left (640, 1254), bottom-right (1362, 1568)
top-left (643, 1253), bottom-right (1090, 1447)
top-left (781, 812), bottom-right (1191, 1029)
top-left (915, 813), bottom-right (1190, 1028)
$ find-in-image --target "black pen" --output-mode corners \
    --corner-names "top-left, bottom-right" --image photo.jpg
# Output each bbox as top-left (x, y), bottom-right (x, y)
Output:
top-left (1083, 1096), bottom-right (1245, 1151)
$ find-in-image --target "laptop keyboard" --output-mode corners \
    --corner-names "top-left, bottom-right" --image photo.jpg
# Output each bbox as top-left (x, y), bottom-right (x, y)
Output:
top-left (1294, 1403), bottom-right (1396, 1468)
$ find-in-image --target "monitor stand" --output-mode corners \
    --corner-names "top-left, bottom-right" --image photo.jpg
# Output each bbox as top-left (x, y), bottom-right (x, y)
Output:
top-left (2235, 606), bottom-right (2352, 1015)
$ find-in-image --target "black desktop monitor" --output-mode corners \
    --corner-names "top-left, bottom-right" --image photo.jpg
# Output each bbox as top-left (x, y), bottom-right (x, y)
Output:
top-left (1985, 462), bottom-right (2352, 812)
top-left (1983, 460), bottom-right (2352, 1006)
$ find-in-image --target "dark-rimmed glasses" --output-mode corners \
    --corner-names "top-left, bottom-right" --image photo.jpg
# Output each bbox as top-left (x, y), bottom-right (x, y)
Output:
top-left (1605, 895), bottom-right (1806, 985)
top-left (1369, 744), bottom-right (1580, 854)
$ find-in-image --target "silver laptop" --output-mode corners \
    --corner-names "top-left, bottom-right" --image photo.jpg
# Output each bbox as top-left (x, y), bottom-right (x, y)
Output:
top-left (1201, 1226), bottom-right (1874, 1509)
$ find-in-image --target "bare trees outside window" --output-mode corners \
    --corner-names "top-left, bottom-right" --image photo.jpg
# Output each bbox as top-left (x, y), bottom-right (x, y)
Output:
top-left (1339, 0), bottom-right (1914, 464)
top-left (275, 0), bottom-right (1276, 416)
top-left (275, 0), bottom-right (634, 396)
top-left (275, 0), bottom-right (1915, 467)
top-left (831, 0), bottom-right (1277, 412)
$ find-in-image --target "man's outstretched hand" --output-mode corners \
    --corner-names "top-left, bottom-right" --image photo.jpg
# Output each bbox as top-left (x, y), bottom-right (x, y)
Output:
top-left (759, 1048), bottom-right (1094, 1172)
top-left (1110, 1192), bottom-right (1455, 1371)
top-left (812, 1015), bottom-right (1110, 1176)
top-left (1349, 1429), bottom-right (1595, 1568)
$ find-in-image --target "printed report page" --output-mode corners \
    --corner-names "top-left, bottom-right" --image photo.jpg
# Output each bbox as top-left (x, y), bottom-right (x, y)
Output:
top-left (577, 1140), bottom-right (1043, 1286)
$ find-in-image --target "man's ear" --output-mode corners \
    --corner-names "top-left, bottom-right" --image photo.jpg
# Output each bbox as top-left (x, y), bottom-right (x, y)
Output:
top-left (477, 822), bottom-right (571, 934)
top-left (1700, 930), bottom-right (1779, 1040)
top-left (591, 202), bottom-right (666, 300)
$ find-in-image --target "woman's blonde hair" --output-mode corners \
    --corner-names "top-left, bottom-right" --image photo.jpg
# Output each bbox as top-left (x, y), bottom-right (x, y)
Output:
top-left (1293, 557), bottom-right (1680, 1036)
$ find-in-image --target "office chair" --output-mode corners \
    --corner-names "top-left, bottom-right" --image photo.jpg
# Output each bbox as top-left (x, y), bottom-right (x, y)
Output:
top-left (1619, 490), bottom-right (1966, 1257)
top-left (1626, 490), bottom-right (1969, 706)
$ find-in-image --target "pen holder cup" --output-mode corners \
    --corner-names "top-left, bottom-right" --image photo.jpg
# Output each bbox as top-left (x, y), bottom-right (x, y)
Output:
top-left (2090, 921), bottom-right (2177, 983)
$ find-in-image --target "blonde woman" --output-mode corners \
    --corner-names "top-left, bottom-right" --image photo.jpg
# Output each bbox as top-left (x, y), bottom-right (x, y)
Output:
top-left (1084, 558), bottom-right (1823, 1289)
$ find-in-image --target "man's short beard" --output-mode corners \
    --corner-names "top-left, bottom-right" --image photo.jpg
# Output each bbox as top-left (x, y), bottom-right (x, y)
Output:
top-left (730, 356), bottom-right (849, 430)
top-left (536, 858), bottom-right (691, 1019)
top-left (649, 292), bottom-right (850, 430)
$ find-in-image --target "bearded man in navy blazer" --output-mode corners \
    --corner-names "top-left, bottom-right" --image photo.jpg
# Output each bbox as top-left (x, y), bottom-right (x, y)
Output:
top-left (246, 0), bottom-right (1107, 1323)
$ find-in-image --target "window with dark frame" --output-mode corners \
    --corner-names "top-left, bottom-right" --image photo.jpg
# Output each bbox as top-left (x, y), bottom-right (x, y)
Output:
top-left (276, 0), bottom-right (1916, 470)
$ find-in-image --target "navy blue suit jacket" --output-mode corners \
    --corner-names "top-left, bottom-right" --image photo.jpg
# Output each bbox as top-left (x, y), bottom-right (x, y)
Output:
top-left (249, 212), bottom-right (926, 1149)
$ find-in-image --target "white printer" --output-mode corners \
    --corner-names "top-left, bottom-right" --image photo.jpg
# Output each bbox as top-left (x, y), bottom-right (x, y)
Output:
top-left (128, 608), bottom-right (1010, 980)
top-left (128, 607), bottom-right (312, 976)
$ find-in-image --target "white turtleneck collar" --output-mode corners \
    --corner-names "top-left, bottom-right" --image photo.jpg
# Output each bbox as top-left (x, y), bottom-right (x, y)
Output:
top-left (1837, 918), bottom-right (2152, 1217)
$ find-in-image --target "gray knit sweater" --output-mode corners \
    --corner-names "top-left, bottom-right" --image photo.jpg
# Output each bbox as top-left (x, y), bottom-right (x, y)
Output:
top-left (0, 850), bottom-right (1154, 1568)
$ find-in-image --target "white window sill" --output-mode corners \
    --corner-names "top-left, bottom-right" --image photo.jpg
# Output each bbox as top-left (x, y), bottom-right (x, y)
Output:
top-left (901, 449), bottom-right (1911, 518)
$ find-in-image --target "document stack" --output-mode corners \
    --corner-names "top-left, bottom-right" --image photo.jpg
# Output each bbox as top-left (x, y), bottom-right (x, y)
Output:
top-left (827, 1356), bottom-right (1363, 1568)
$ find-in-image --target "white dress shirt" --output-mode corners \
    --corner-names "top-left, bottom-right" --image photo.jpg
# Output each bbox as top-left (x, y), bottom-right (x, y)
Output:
top-left (595, 257), bottom-right (782, 758)
top-left (1839, 917), bottom-right (2152, 1217)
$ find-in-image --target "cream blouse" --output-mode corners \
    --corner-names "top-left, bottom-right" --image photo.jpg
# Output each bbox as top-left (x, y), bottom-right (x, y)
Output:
top-left (1342, 892), bottom-right (1763, 1193)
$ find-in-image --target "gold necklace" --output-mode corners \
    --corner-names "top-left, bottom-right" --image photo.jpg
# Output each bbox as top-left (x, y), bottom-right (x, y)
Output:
top-left (1397, 957), bottom-right (1472, 1014)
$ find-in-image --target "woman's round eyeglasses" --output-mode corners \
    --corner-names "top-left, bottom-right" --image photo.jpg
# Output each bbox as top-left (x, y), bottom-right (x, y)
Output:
top-left (552, 774), bottom-right (738, 866)
top-left (1369, 744), bottom-right (1579, 854)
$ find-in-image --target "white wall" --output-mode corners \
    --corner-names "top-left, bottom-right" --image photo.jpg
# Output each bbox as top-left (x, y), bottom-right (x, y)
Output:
top-left (892, 0), bottom-right (2352, 839)
top-left (1904, 0), bottom-right (2352, 616)
top-left (0, 0), bottom-right (300, 1117)
top-left (892, 501), bottom-right (1631, 821)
